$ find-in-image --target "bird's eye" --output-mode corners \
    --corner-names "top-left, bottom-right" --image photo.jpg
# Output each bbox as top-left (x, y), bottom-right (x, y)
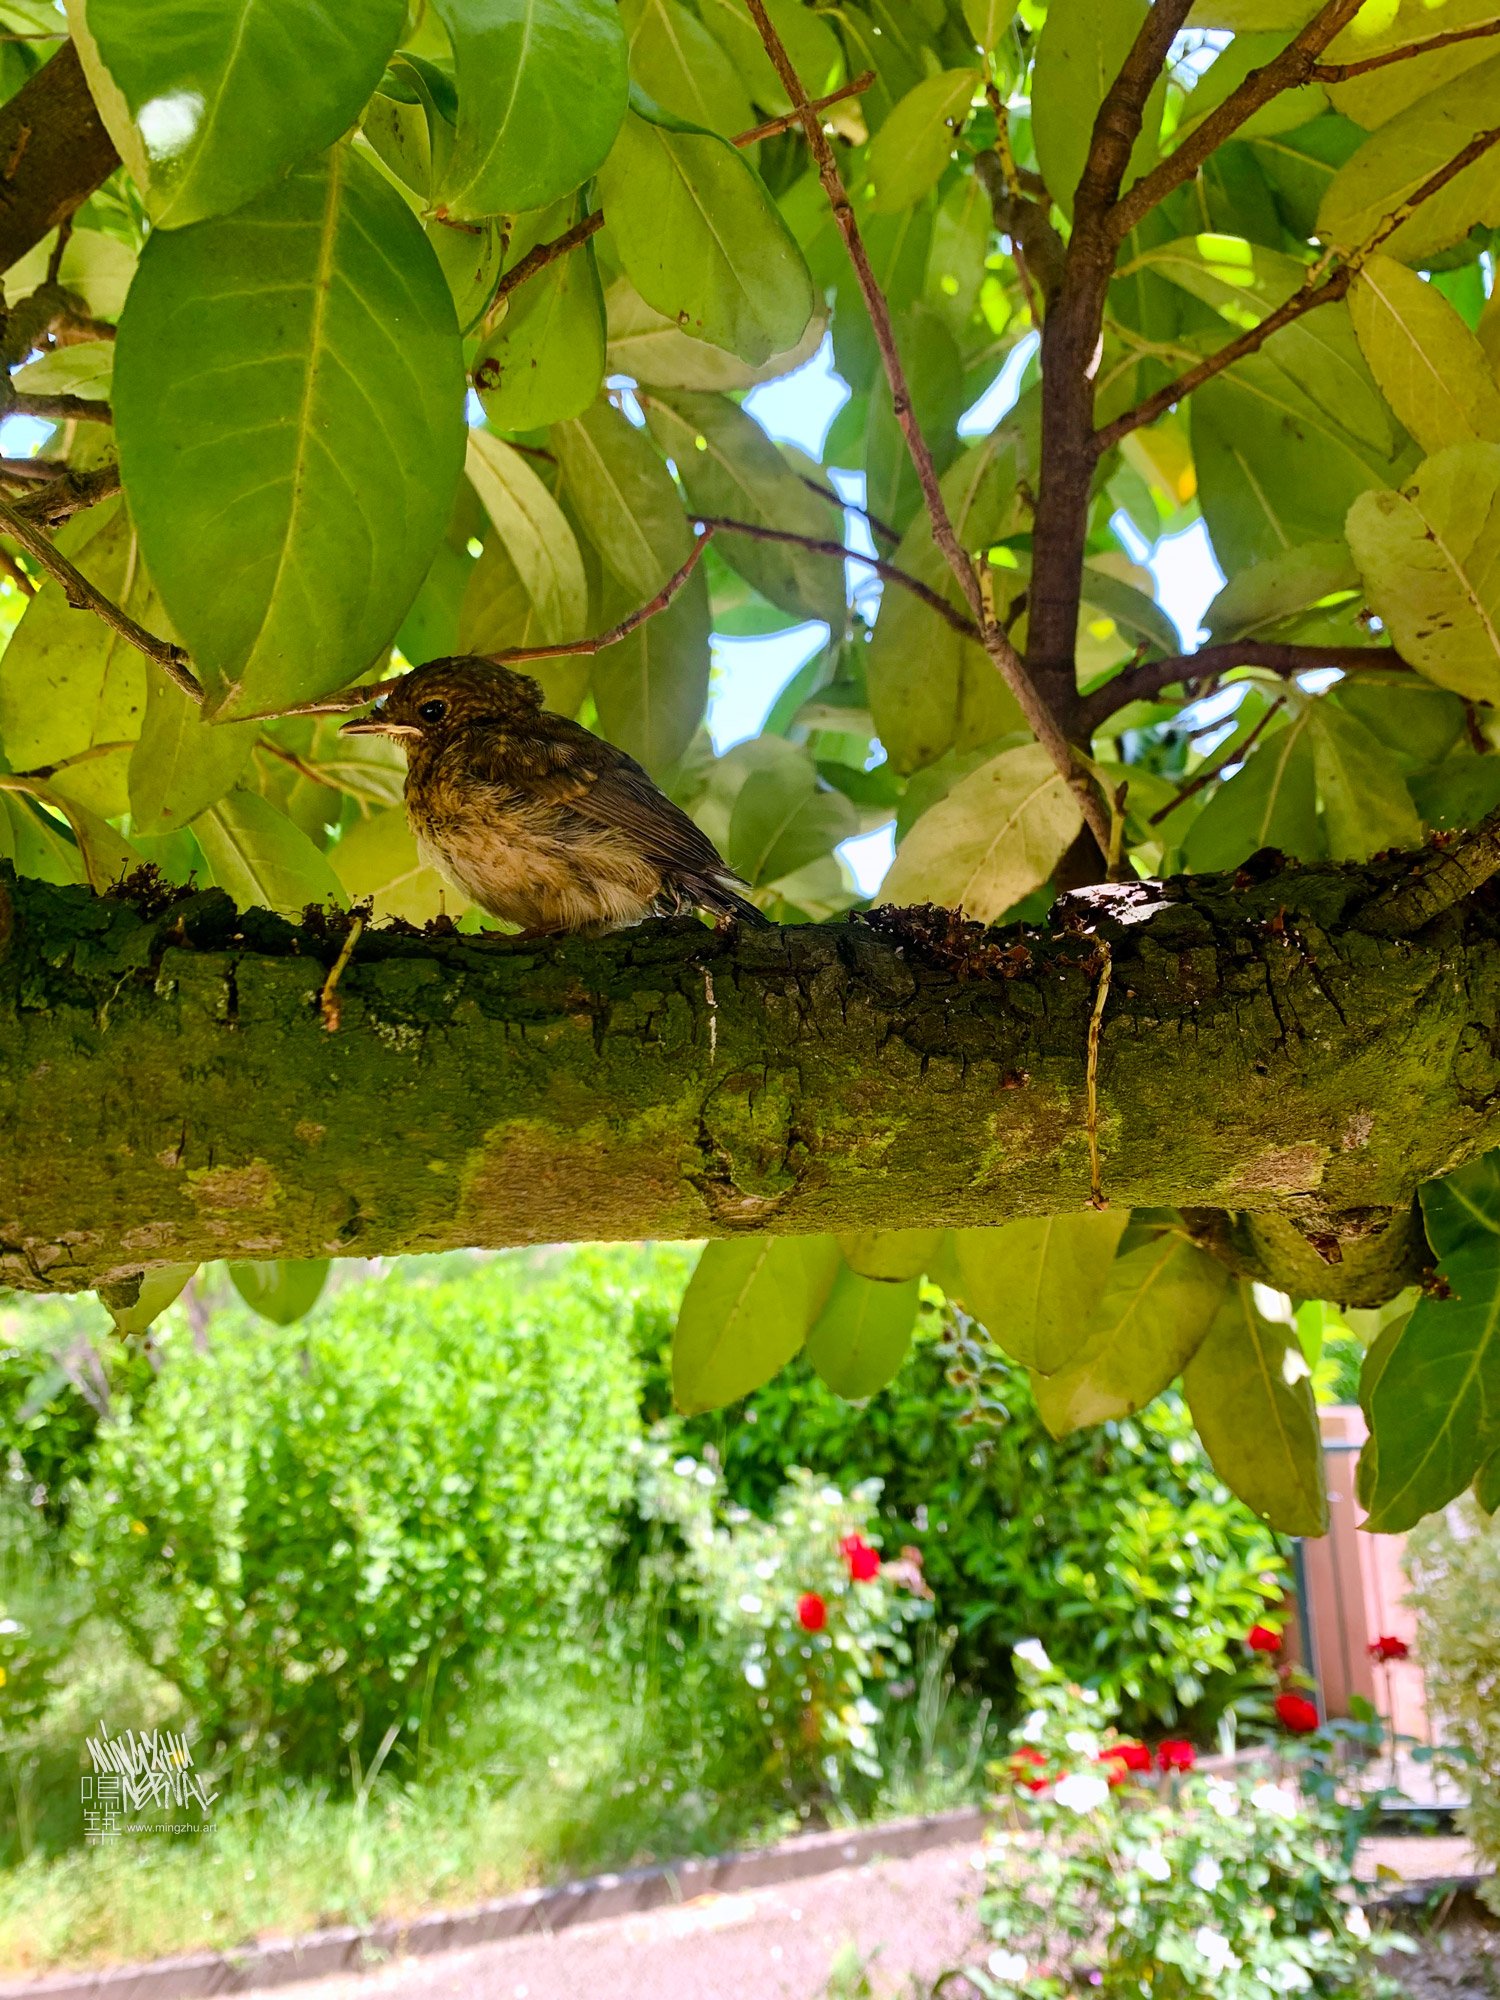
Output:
top-left (418, 699), bottom-right (447, 724)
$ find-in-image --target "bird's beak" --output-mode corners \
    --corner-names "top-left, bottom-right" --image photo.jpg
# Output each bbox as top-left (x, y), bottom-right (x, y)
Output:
top-left (339, 712), bottom-right (419, 739)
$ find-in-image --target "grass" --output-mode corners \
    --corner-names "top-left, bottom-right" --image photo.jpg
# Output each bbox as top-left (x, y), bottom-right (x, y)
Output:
top-left (0, 1628), bottom-right (998, 1974)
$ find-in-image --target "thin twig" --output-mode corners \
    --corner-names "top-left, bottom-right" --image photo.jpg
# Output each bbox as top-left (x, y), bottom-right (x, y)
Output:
top-left (1149, 696), bottom-right (1287, 825)
top-left (0, 454), bottom-right (64, 483)
top-left (1086, 939), bottom-right (1113, 1209)
top-left (12, 738), bottom-right (134, 781)
top-left (256, 736), bottom-right (340, 791)
top-left (9, 390), bottom-right (111, 423)
top-left (487, 526), bottom-right (714, 666)
top-left (1079, 643), bottom-right (1406, 733)
top-left (319, 915), bottom-right (365, 1033)
top-left (1311, 19), bottom-right (1500, 82)
top-left (11, 461), bottom-right (120, 525)
top-left (0, 542), bottom-right (32, 594)
top-left (734, 71), bottom-right (875, 146)
top-left (0, 494), bottom-right (202, 699)
top-left (743, 0), bottom-right (1110, 851)
top-left (793, 470), bottom-right (899, 545)
top-left (694, 514), bottom-right (982, 638)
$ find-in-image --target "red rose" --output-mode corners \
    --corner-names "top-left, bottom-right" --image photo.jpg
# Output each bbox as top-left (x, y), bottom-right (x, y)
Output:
top-left (1157, 1739), bottom-right (1196, 1772)
top-left (796, 1591), bottom-right (828, 1633)
top-left (1275, 1692), bottom-right (1320, 1734)
top-left (840, 1533), bottom-right (881, 1583)
top-left (1099, 1741), bottom-right (1151, 1785)
top-left (1009, 1745), bottom-right (1049, 1794)
top-left (1247, 1624), bottom-right (1282, 1654)
top-left (1369, 1635), bottom-right (1409, 1664)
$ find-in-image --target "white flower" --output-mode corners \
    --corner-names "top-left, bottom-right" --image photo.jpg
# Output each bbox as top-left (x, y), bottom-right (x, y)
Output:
top-left (1138, 1846), bottom-right (1172, 1883)
top-left (1194, 1927), bottom-right (1240, 1974)
top-left (1281, 1966), bottom-right (1312, 1992)
top-left (673, 1456), bottom-right (696, 1478)
top-left (743, 1662), bottom-right (766, 1690)
top-left (1021, 1709), bottom-right (1048, 1743)
top-left (1250, 1782), bottom-right (1299, 1820)
top-left (754, 1558), bottom-right (778, 1581)
top-left (1012, 1639), bottom-right (1052, 1674)
top-left (1054, 1772), bottom-right (1111, 1814)
top-left (855, 1697), bottom-right (880, 1726)
top-left (1065, 1729), bottom-right (1101, 1756)
top-left (1190, 1856), bottom-right (1222, 1893)
top-left (695, 1464), bottom-right (716, 1487)
top-left (986, 1949), bottom-right (1029, 1982)
top-left (0, 1617), bottom-right (20, 1635)
top-left (738, 1592), bottom-right (763, 1615)
top-left (1345, 1906), bottom-right (1371, 1941)
top-left (1205, 1779), bottom-right (1239, 1818)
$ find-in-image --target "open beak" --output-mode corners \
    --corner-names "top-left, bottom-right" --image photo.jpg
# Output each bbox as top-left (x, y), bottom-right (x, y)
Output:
top-left (339, 712), bottom-right (419, 739)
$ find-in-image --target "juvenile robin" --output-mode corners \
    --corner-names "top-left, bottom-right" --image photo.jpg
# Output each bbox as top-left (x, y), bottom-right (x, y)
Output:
top-left (340, 656), bottom-right (768, 935)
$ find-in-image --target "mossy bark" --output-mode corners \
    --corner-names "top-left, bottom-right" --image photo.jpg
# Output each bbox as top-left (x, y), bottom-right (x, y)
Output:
top-left (3, 845), bottom-right (1499, 1299)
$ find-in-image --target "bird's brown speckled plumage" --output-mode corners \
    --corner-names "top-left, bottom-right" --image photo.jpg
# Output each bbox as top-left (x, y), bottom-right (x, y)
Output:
top-left (340, 657), bottom-right (767, 935)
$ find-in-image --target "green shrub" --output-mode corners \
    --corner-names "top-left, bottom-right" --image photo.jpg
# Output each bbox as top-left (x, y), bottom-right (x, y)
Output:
top-left (646, 1305), bottom-right (1288, 1731)
top-left (1406, 1499), bottom-right (1500, 1913)
top-left (0, 1295), bottom-right (155, 1522)
top-left (72, 1263), bottom-right (643, 1779)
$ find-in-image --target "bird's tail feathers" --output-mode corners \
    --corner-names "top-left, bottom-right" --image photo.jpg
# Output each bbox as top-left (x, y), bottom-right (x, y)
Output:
top-left (695, 875), bottom-right (772, 927)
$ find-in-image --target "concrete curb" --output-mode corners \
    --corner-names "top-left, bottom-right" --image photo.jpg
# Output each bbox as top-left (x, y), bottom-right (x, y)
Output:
top-left (0, 1806), bottom-right (988, 2000)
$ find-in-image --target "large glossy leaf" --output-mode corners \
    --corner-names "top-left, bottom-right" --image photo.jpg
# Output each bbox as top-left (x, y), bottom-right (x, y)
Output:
top-left (838, 1228), bottom-right (945, 1282)
top-left (1318, 54), bottom-right (1500, 264)
top-left (1181, 712), bottom-right (1322, 873)
top-left (554, 396), bottom-right (692, 600)
top-left (642, 389), bottom-right (844, 627)
top-left (868, 71), bottom-right (979, 214)
top-left (591, 569), bottom-right (711, 776)
top-left (1183, 1282), bottom-right (1329, 1535)
top-left (465, 431), bottom-right (588, 646)
top-left (329, 806), bottom-right (464, 924)
top-left (0, 502), bottom-right (144, 820)
top-left (695, 0), bottom-right (843, 116)
top-left (433, 0), bottom-right (628, 217)
top-left (605, 278), bottom-right (827, 391)
top-left (1362, 1154), bottom-right (1500, 1531)
top-left (115, 146), bottom-right (466, 720)
top-left (673, 1234), bottom-right (841, 1413)
top-left (726, 756), bottom-right (857, 887)
top-left (805, 1266), bottom-right (920, 1399)
top-left (953, 1212), bottom-right (1130, 1373)
top-left (129, 669), bottom-right (259, 836)
top-left (1307, 702), bottom-right (1421, 862)
top-left (1031, 0), bottom-right (1164, 219)
top-left (1323, 0), bottom-right (1500, 129)
top-left (595, 106), bottom-right (816, 366)
top-left (195, 788), bottom-right (348, 917)
top-left (1350, 255), bottom-right (1500, 457)
top-left (68, 0), bottom-right (404, 227)
top-left (228, 1258), bottom-right (330, 1326)
top-left (1346, 444), bottom-right (1500, 707)
top-left (475, 218), bottom-right (606, 432)
top-left (622, 0), bottom-right (754, 139)
top-left (1204, 541), bottom-right (1360, 642)
top-left (1032, 1232), bottom-right (1229, 1437)
top-left (882, 743), bottom-right (1082, 923)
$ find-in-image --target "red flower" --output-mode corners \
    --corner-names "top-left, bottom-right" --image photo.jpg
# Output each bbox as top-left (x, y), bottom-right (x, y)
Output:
top-left (1275, 1692), bottom-right (1320, 1734)
top-left (1009, 1745), bottom-right (1049, 1794)
top-left (797, 1592), bottom-right (828, 1633)
top-left (840, 1533), bottom-right (881, 1583)
top-left (1369, 1634), bottom-right (1409, 1664)
top-left (1157, 1739), bottom-right (1196, 1772)
top-left (1247, 1624), bottom-right (1282, 1654)
top-left (1098, 1741), bottom-right (1152, 1785)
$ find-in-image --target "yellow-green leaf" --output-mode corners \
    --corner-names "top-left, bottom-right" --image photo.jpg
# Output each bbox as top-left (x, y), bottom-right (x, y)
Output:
top-left (673, 1235), bottom-right (841, 1413)
top-left (953, 1212), bottom-right (1129, 1373)
top-left (1350, 254), bottom-right (1500, 456)
top-left (882, 743), bottom-right (1082, 922)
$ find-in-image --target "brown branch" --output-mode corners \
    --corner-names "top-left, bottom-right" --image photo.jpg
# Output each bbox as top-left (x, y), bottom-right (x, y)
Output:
top-left (0, 542), bottom-right (33, 594)
top-left (742, 0), bottom-right (1111, 852)
top-left (0, 454), bottom-right (64, 483)
top-left (10, 461), bottom-right (121, 526)
top-left (792, 470), bottom-right (898, 545)
top-left (1311, 19), bottom-right (1500, 82)
top-left (694, 514), bottom-right (981, 639)
top-left (9, 390), bottom-right (111, 423)
top-left (1149, 697), bottom-right (1287, 825)
top-left (0, 44), bottom-right (119, 274)
top-left (0, 495), bottom-right (202, 700)
top-left (1112, 0), bottom-right (1366, 239)
top-left (734, 72), bottom-right (875, 146)
top-left (488, 526), bottom-right (715, 666)
top-left (1079, 643), bottom-right (1406, 734)
top-left (11, 738), bottom-right (135, 782)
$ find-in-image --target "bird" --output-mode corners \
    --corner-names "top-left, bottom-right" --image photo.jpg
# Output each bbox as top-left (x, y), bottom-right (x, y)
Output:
top-left (340, 656), bottom-right (769, 936)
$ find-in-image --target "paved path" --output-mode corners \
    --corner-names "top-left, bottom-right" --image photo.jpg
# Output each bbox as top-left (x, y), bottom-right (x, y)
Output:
top-left (291, 1843), bottom-right (987, 2000)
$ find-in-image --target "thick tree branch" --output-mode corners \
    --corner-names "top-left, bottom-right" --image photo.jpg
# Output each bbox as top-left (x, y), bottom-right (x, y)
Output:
top-left (1080, 643), bottom-right (1406, 733)
top-left (741, 0), bottom-right (1109, 852)
top-left (7, 832), bottom-right (1500, 1294)
top-left (0, 42), bottom-right (118, 275)
top-left (1112, 0), bottom-right (1365, 238)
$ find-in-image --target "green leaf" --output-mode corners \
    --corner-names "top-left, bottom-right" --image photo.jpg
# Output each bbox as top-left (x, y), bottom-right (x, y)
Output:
top-left (805, 1266), bottom-right (920, 1399)
top-left (1032, 1231), bottom-right (1229, 1437)
top-left (67, 0), bottom-right (404, 227)
top-left (1031, 0), bottom-right (1164, 219)
top-left (605, 278), bottom-right (828, 391)
top-left (553, 396), bottom-right (692, 600)
top-left (195, 788), bottom-right (349, 918)
top-left (1204, 541), bottom-right (1360, 642)
top-left (1362, 1154), bottom-right (1500, 1531)
top-left (9, 781), bottom-right (140, 894)
top-left (837, 1228), bottom-right (945, 1282)
top-left (953, 1211), bottom-right (1130, 1373)
top-left (882, 743), bottom-right (1083, 923)
top-left (129, 669), bottom-right (258, 837)
top-left (227, 1258), bottom-right (330, 1326)
top-left (0, 792), bottom-right (85, 886)
top-left (1350, 255), bottom-right (1500, 457)
top-left (474, 220), bottom-right (606, 432)
top-left (1183, 1282), bottom-right (1329, 1535)
top-left (12, 339), bottom-right (114, 400)
top-left (465, 430), bottom-right (588, 644)
top-left (115, 145), bottom-right (466, 720)
top-left (867, 70), bottom-right (979, 215)
top-left (330, 806), bottom-right (465, 924)
top-left (595, 108), bottom-right (816, 366)
top-left (591, 567), bottom-right (711, 776)
top-left (622, 0), bottom-right (754, 139)
top-left (1476, 1448), bottom-right (1500, 1515)
top-left (673, 1234), bottom-right (841, 1413)
top-left (103, 1264), bottom-right (198, 1337)
top-left (726, 757), bottom-right (857, 887)
top-left (1347, 444), bottom-right (1500, 706)
top-left (1080, 566), bottom-right (1179, 659)
top-left (1181, 713), bottom-right (1322, 872)
top-left (962, 0), bottom-right (1018, 52)
top-left (695, 0), bottom-right (843, 116)
top-left (1318, 54), bottom-right (1500, 264)
top-left (1307, 701), bottom-right (1422, 862)
top-left (642, 389), bottom-right (844, 627)
top-left (0, 501), bottom-right (144, 819)
top-left (432, 0), bottom-right (628, 218)
top-left (1323, 0), bottom-right (1500, 130)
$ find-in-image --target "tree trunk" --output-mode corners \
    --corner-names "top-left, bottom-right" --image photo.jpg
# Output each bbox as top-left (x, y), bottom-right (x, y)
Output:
top-left (2, 847), bottom-right (1497, 1299)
